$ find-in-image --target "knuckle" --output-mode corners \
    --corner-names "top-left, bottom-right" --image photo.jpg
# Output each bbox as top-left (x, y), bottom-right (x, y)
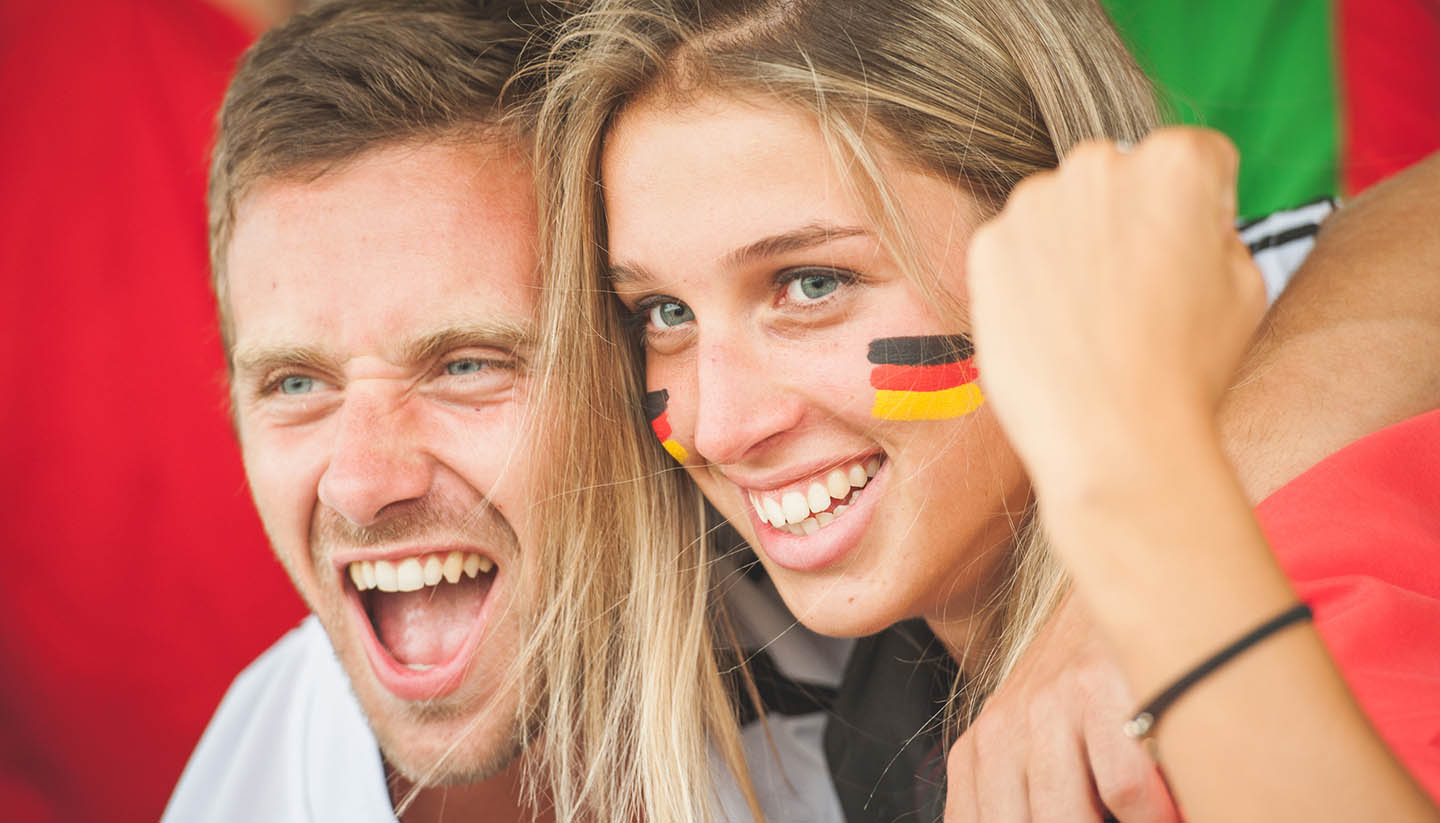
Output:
top-left (968, 221), bottom-right (999, 262)
top-left (968, 707), bottom-right (1016, 755)
top-left (1097, 769), bottom-right (1151, 814)
top-left (1066, 138), bottom-right (1116, 169)
top-left (1004, 172), bottom-right (1050, 212)
top-left (1025, 688), bottom-right (1068, 731)
top-left (946, 734), bottom-right (976, 771)
top-left (1073, 661), bottom-right (1124, 702)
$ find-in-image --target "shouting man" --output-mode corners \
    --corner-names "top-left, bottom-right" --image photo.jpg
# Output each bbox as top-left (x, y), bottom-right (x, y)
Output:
top-left (166, 2), bottom-right (847, 821)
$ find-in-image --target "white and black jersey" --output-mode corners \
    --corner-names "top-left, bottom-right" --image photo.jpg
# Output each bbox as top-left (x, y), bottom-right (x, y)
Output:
top-left (1242, 198), bottom-right (1337, 302)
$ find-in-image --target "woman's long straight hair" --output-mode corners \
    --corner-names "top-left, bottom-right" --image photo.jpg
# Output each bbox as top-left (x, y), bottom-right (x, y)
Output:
top-left (519, 0), bottom-right (1162, 816)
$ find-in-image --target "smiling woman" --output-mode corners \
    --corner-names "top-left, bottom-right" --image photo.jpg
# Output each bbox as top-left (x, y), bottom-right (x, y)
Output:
top-left (535, 0), bottom-right (1155, 742)
top-left (529, 0), bottom-right (1440, 820)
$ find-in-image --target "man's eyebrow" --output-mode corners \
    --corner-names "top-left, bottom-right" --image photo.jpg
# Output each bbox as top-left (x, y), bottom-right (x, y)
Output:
top-left (230, 321), bottom-right (535, 379)
top-left (608, 223), bottom-right (872, 289)
top-left (398, 320), bottom-right (535, 365)
top-left (231, 345), bottom-right (335, 380)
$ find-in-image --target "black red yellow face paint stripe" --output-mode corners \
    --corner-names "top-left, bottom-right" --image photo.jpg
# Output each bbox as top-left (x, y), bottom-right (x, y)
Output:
top-left (868, 334), bottom-right (985, 420)
top-left (643, 389), bottom-right (690, 462)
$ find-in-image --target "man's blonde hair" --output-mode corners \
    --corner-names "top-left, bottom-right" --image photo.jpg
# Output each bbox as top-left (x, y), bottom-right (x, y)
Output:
top-left (526, 0), bottom-right (1161, 813)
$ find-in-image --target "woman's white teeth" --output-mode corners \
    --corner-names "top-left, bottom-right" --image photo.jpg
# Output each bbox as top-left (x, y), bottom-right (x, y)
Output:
top-left (781, 492), bottom-right (809, 523)
top-left (761, 496), bottom-right (786, 529)
top-left (751, 457), bottom-right (881, 533)
top-left (848, 465), bottom-right (868, 487)
top-left (349, 551), bottom-right (494, 593)
top-left (806, 483), bottom-right (830, 514)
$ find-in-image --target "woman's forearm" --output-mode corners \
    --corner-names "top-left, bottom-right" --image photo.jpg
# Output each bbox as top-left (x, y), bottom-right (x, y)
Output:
top-left (1040, 418), bottom-right (1436, 822)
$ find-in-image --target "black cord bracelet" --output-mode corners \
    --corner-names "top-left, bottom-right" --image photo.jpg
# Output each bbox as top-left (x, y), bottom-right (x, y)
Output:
top-left (1123, 602), bottom-right (1314, 740)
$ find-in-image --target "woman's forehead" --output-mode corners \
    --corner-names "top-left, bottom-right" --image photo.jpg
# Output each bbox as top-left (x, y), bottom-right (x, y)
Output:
top-left (603, 96), bottom-right (866, 245)
top-left (602, 92), bottom-right (976, 277)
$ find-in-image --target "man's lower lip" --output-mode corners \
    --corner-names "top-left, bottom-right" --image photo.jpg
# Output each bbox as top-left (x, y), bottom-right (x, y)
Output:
top-left (345, 579), bottom-right (497, 702)
top-left (749, 463), bottom-right (886, 572)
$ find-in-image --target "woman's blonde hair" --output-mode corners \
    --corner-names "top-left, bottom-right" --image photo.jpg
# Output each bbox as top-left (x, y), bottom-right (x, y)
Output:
top-left (521, 0), bottom-right (1160, 816)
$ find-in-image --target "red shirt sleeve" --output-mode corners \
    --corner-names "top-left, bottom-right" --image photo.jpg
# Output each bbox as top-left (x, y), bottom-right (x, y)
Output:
top-left (1256, 409), bottom-right (1440, 803)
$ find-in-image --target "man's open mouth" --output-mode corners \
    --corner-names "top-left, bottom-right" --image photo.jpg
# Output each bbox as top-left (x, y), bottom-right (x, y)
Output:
top-left (341, 550), bottom-right (499, 699)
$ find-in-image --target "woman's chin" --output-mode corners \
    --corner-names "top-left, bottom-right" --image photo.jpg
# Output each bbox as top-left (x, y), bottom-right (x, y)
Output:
top-left (762, 566), bottom-right (914, 639)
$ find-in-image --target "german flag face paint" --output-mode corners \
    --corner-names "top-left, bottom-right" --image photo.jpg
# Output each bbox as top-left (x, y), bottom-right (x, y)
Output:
top-left (868, 335), bottom-right (985, 421)
top-left (643, 389), bottom-right (690, 463)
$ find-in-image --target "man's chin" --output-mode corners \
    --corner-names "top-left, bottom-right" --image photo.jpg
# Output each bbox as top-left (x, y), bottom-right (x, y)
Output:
top-left (367, 694), bottom-right (529, 788)
top-left (331, 630), bottom-right (530, 789)
top-left (378, 724), bottom-right (527, 789)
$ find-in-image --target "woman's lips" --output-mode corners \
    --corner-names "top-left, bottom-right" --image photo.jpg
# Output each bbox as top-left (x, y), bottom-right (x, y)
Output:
top-left (742, 455), bottom-right (887, 571)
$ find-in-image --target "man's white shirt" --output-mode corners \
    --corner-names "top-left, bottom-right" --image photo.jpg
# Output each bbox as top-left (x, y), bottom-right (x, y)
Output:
top-left (166, 575), bottom-right (850, 823)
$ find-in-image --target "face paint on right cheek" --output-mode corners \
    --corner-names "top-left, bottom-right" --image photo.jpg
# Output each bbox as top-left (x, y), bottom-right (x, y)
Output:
top-left (642, 389), bottom-right (690, 463)
top-left (867, 334), bottom-right (985, 420)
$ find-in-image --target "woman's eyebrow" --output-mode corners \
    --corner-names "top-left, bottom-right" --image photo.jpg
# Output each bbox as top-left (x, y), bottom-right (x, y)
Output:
top-left (721, 223), bottom-right (870, 267)
top-left (608, 260), bottom-right (656, 289)
top-left (607, 223), bottom-right (871, 289)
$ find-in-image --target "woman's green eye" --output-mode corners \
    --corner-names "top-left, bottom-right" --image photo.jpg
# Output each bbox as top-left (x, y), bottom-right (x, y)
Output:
top-left (788, 271), bottom-right (840, 301)
top-left (279, 375), bottom-right (314, 395)
top-left (648, 300), bottom-right (694, 328)
top-left (446, 359), bottom-right (486, 375)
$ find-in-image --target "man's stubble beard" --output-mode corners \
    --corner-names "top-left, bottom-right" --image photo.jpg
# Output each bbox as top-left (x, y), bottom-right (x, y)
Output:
top-left (307, 494), bottom-right (533, 787)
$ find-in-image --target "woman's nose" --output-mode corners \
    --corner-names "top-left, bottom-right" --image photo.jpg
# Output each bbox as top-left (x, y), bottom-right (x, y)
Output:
top-left (688, 333), bottom-right (804, 466)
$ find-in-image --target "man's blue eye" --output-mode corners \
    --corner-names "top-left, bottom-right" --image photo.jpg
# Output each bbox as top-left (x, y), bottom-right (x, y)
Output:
top-left (648, 301), bottom-right (694, 328)
top-left (279, 375), bottom-right (314, 395)
top-left (788, 271), bottom-right (840, 300)
top-left (446, 359), bottom-right (486, 376)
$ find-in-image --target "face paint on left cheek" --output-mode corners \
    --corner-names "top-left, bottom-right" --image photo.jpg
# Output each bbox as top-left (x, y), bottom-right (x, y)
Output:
top-left (642, 389), bottom-right (690, 463)
top-left (867, 334), bottom-right (985, 420)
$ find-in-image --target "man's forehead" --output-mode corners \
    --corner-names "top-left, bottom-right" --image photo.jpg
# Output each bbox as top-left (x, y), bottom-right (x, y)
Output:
top-left (225, 138), bottom-right (541, 358)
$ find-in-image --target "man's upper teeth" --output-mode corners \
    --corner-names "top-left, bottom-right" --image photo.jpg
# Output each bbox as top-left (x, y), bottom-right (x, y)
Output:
top-left (747, 457), bottom-right (881, 531)
top-left (348, 550), bottom-right (493, 592)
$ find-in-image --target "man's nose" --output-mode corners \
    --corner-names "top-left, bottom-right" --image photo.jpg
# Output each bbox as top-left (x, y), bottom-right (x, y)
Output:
top-left (689, 333), bottom-right (804, 466)
top-left (317, 388), bottom-right (434, 527)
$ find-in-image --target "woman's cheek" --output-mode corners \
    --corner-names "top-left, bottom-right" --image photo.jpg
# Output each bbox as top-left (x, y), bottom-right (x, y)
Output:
top-left (642, 387), bottom-right (690, 463)
top-left (640, 351), bottom-right (696, 463)
top-left (864, 333), bottom-right (985, 422)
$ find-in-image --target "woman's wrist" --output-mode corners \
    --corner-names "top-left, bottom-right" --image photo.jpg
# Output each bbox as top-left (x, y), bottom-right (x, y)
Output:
top-left (1024, 401), bottom-right (1222, 520)
top-left (1032, 417), bottom-right (1301, 696)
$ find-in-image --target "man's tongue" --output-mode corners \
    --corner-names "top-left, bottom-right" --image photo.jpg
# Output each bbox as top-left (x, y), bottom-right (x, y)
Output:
top-left (371, 582), bottom-right (483, 667)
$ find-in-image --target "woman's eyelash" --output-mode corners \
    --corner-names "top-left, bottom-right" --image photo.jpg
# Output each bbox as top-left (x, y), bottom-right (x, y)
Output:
top-left (774, 265), bottom-right (861, 299)
top-left (627, 295), bottom-right (682, 328)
